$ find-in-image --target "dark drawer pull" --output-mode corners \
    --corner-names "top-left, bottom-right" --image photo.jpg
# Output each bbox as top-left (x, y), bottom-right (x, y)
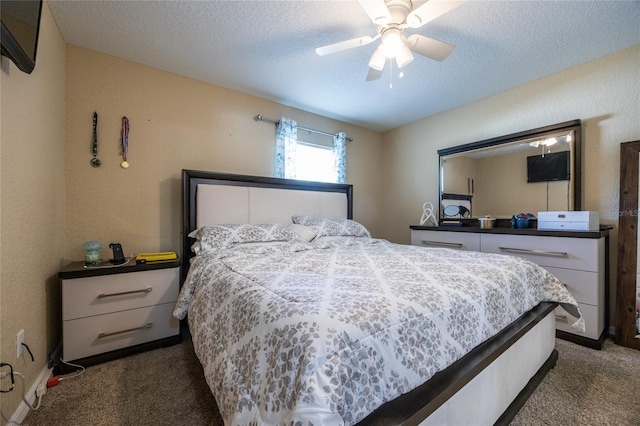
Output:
top-left (421, 240), bottom-right (464, 248)
top-left (98, 287), bottom-right (152, 298)
top-left (98, 322), bottom-right (153, 339)
top-left (499, 247), bottom-right (568, 257)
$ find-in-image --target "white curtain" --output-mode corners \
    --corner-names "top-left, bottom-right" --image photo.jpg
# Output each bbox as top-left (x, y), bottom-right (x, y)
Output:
top-left (274, 117), bottom-right (298, 179)
top-left (333, 132), bottom-right (346, 184)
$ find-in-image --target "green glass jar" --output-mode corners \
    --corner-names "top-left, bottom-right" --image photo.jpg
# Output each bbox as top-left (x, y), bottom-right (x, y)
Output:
top-left (82, 240), bottom-right (102, 265)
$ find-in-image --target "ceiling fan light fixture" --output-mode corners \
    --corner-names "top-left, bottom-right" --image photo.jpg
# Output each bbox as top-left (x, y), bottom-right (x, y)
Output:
top-left (368, 46), bottom-right (387, 71)
top-left (529, 137), bottom-right (558, 148)
top-left (381, 28), bottom-right (403, 58)
top-left (395, 44), bottom-right (414, 68)
top-left (318, 0), bottom-right (465, 83)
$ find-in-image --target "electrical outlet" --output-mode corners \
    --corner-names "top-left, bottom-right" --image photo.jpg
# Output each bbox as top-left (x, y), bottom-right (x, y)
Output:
top-left (17, 329), bottom-right (24, 358)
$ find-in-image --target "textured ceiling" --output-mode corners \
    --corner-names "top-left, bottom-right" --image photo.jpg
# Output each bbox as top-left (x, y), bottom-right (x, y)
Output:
top-left (48, 0), bottom-right (640, 132)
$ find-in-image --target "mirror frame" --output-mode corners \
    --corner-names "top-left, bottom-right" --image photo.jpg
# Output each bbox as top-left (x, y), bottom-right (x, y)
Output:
top-left (437, 120), bottom-right (582, 221)
top-left (615, 140), bottom-right (640, 350)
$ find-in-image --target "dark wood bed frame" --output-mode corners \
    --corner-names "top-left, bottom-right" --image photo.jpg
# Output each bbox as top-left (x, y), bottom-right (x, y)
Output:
top-left (181, 169), bottom-right (558, 425)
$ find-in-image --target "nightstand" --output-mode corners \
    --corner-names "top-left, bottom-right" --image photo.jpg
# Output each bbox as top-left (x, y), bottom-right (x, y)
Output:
top-left (58, 257), bottom-right (182, 367)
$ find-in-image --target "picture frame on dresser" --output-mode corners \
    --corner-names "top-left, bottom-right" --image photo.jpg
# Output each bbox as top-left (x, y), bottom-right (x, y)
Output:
top-left (615, 140), bottom-right (640, 350)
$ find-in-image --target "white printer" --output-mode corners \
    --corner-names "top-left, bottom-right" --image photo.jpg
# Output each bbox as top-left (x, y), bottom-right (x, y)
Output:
top-left (537, 211), bottom-right (599, 231)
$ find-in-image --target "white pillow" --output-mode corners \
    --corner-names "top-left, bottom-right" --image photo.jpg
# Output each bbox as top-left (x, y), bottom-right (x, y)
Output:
top-left (288, 223), bottom-right (318, 242)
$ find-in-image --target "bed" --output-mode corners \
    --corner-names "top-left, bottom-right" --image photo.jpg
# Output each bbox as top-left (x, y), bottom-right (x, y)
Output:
top-left (175, 169), bottom-right (583, 425)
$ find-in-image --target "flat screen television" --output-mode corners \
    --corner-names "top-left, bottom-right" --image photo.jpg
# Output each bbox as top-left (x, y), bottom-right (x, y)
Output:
top-left (1, 0), bottom-right (43, 74)
top-left (527, 150), bottom-right (570, 183)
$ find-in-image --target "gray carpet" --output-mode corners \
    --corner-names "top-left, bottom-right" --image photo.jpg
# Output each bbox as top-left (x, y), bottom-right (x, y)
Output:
top-left (22, 338), bottom-right (640, 425)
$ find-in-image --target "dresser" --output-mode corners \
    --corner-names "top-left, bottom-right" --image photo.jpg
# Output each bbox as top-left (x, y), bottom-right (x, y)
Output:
top-left (411, 225), bottom-right (610, 349)
top-left (59, 258), bottom-right (182, 367)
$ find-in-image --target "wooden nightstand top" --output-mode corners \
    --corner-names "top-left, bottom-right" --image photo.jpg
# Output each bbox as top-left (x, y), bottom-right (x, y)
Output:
top-left (59, 256), bottom-right (180, 280)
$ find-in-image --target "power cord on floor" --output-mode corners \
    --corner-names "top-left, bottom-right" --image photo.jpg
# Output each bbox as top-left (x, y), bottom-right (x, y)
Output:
top-left (0, 345), bottom-right (44, 414)
top-left (13, 371), bottom-right (43, 411)
top-left (46, 358), bottom-right (85, 388)
top-left (1, 343), bottom-right (87, 424)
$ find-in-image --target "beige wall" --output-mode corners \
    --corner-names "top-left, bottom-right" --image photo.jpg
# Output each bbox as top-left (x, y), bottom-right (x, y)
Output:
top-left (0, 3), bottom-right (66, 420)
top-left (63, 46), bottom-right (383, 262)
top-left (380, 44), bottom-right (640, 315)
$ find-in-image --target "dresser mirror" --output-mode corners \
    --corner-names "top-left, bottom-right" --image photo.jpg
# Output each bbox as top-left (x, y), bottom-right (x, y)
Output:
top-left (438, 120), bottom-right (582, 221)
top-left (615, 140), bottom-right (640, 350)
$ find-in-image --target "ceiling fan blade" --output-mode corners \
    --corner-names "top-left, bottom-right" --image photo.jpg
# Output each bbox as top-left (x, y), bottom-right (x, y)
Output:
top-left (366, 66), bottom-right (384, 81)
top-left (315, 35), bottom-right (375, 56)
top-left (358, 0), bottom-right (391, 25)
top-left (406, 34), bottom-right (455, 62)
top-left (406, 0), bottom-right (467, 29)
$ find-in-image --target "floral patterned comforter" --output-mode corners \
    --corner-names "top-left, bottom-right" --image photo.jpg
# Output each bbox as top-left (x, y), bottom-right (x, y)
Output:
top-left (174, 237), bottom-right (582, 425)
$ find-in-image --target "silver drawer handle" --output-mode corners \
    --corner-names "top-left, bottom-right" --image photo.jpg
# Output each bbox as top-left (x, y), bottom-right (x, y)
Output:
top-left (422, 240), bottom-right (464, 248)
top-left (98, 322), bottom-right (153, 339)
top-left (555, 314), bottom-right (568, 323)
top-left (98, 287), bottom-right (152, 298)
top-left (499, 247), bottom-right (568, 257)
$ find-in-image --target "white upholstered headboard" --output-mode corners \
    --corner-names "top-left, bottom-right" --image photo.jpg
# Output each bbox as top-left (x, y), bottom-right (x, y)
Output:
top-left (181, 170), bottom-right (353, 281)
top-left (195, 185), bottom-right (348, 228)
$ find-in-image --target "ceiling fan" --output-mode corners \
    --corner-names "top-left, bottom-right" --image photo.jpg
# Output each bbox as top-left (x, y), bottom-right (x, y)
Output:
top-left (315, 0), bottom-right (466, 81)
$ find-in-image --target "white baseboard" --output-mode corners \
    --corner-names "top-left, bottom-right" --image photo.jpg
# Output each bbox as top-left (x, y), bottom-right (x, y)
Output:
top-left (10, 365), bottom-right (53, 424)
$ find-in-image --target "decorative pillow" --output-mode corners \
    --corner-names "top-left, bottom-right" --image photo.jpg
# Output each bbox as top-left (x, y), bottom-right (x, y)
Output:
top-left (291, 215), bottom-right (371, 238)
top-left (189, 224), bottom-right (299, 254)
top-left (288, 223), bottom-right (318, 242)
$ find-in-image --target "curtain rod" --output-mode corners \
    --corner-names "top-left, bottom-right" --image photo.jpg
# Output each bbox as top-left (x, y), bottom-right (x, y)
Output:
top-left (253, 114), bottom-right (353, 142)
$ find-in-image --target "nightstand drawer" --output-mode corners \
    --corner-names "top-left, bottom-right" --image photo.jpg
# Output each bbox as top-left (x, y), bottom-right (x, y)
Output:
top-left (63, 302), bottom-right (179, 361)
top-left (63, 268), bottom-right (179, 321)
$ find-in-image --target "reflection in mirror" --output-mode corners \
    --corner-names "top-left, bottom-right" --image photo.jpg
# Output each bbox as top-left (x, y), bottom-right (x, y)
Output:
top-left (438, 120), bottom-right (581, 220)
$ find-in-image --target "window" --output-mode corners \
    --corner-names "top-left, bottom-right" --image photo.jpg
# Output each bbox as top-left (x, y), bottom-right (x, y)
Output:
top-left (294, 141), bottom-right (336, 183)
top-left (275, 117), bottom-right (346, 183)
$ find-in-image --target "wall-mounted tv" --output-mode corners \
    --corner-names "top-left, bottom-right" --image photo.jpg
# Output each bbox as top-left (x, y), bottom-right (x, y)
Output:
top-left (1, 0), bottom-right (43, 74)
top-left (527, 150), bottom-right (570, 183)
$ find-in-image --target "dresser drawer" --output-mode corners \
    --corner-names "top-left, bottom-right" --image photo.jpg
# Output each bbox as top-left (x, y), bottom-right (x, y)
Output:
top-left (63, 302), bottom-right (179, 361)
top-left (62, 268), bottom-right (179, 321)
top-left (544, 266), bottom-right (603, 306)
top-left (481, 234), bottom-right (603, 272)
top-left (554, 302), bottom-right (603, 341)
top-left (411, 230), bottom-right (480, 251)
